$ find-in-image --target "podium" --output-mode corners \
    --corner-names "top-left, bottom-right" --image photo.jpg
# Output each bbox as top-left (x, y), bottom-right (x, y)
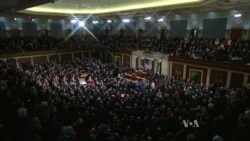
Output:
top-left (125, 70), bottom-right (148, 81)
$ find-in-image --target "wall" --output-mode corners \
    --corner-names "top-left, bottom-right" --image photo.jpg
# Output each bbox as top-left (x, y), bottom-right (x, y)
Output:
top-left (0, 9), bottom-right (250, 39)
top-left (1, 48), bottom-right (249, 88)
top-left (169, 57), bottom-right (250, 88)
top-left (0, 48), bottom-right (94, 68)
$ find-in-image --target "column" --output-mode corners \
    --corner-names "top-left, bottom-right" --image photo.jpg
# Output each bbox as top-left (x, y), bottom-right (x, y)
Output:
top-left (59, 54), bottom-right (61, 62)
top-left (169, 62), bottom-right (172, 77)
top-left (137, 57), bottom-right (140, 69)
top-left (161, 58), bottom-right (169, 76)
top-left (206, 68), bottom-right (211, 86)
top-left (47, 55), bottom-right (49, 62)
top-left (183, 64), bottom-right (187, 80)
top-left (129, 55), bottom-right (137, 68)
top-left (226, 71), bottom-right (232, 88)
top-left (130, 55), bottom-right (132, 68)
top-left (16, 58), bottom-right (20, 69)
top-left (31, 57), bottom-right (34, 66)
top-left (243, 74), bottom-right (249, 86)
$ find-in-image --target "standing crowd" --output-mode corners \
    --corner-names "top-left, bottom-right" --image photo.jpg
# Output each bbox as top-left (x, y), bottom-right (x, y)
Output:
top-left (0, 35), bottom-right (249, 63)
top-left (0, 58), bottom-right (249, 141)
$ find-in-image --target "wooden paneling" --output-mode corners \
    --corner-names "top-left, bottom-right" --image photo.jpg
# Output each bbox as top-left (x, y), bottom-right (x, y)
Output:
top-left (230, 28), bottom-right (243, 40)
top-left (113, 54), bottom-right (122, 65)
top-left (7, 59), bottom-right (17, 68)
top-left (49, 55), bottom-right (59, 63)
top-left (169, 57), bottom-right (250, 73)
top-left (61, 53), bottom-right (72, 61)
top-left (18, 57), bottom-right (31, 69)
top-left (73, 52), bottom-right (82, 60)
top-left (172, 63), bottom-right (184, 77)
top-left (18, 57), bottom-right (31, 65)
top-left (210, 69), bottom-right (227, 86)
top-left (91, 51), bottom-right (96, 58)
top-left (33, 56), bottom-right (47, 64)
top-left (186, 65), bottom-right (207, 84)
top-left (123, 55), bottom-right (130, 66)
top-left (84, 52), bottom-right (89, 58)
top-left (95, 50), bottom-right (101, 59)
top-left (8, 30), bottom-right (20, 37)
top-left (230, 72), bottom-right (244, 88)
top-left (101, 52), bottom-right (106, 63)
top-left (107, 53), bottom-right (112, 63)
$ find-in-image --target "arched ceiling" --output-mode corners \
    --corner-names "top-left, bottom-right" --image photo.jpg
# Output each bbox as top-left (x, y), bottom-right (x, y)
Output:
top-left (17, 0), bottom-right (203, 16)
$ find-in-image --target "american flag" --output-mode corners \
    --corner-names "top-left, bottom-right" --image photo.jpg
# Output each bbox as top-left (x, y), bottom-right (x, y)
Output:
top-left (144, 58), bottom-right (152, 71)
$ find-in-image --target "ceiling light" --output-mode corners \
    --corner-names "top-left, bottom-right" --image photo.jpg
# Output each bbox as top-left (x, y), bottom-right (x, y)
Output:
top-left (78, 21), bottom-right (85, 27)
top-left (158, 18), bottom-right (164, 22)
top-left (71, 19), bottom-right (77, 24)
top-left (144, 17), bottom-right (151, 20)
top-left (234, 13), bottom-right (242, 17)
top-left (14, 18), bottom-right (17, 20)
top-left (107, 20), bottom-right (112, 23)
top-left (92, 20), bottom-right (99, 24)
top-left (123, 19), bottom-right (130, 23)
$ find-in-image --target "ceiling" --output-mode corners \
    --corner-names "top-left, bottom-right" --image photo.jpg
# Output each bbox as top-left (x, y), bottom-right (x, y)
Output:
top-left (14, 0), bottom-right (250, 17)
top-left (0, 0), bottom-right (248, 19)
top-left (17, 0), bottom-right (205, 16)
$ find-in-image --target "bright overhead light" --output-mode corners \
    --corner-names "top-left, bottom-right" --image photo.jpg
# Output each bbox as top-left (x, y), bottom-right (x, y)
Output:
top-left (158, 18), bottom-right (164, 22)
top-left (123, 19), bottom-right (130, 23)
top-left (234, 14), bottom-right (242, 18)
top-left (70, 19), bottom-right (77, 24)
top-left (144, 17), bottom-right (151, 20)
top-left (107, 19), bottom-right (112, 23)
top-left (78, 21), bottom-right (85, 27)
top-left (92, 20), bottom-right (99, 24)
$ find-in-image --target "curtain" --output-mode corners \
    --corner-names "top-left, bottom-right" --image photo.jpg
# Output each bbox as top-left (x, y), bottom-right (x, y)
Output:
top-left (170, 20), bottom-right (187, 38)
top-left (22, 22), bottom-right (38, 37)
top-left (50, 23), bottom-right (63, 38)
top-left (125, 22), bottom-right (136, 36)
top-left (145, 21), bottom-right (158, 37)
top-left (202, 18), bottom-right (227, 39)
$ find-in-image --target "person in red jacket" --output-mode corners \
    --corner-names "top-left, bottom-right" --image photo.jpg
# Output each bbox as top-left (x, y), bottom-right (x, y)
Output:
top-left (174, 91), bottom-right (181, 101)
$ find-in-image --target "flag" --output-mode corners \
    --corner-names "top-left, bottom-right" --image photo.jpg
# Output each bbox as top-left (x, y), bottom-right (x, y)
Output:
top-left (144, 58), bottom-right (152, 71)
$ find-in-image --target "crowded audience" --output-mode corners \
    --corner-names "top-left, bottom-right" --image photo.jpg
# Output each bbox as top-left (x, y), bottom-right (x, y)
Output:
top-left (0, 58), bottom-right (249, 141)
top-left (0, 35), bottom-right (249, 63)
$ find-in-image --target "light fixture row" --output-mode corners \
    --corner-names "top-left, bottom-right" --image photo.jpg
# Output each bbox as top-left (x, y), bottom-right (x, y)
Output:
top-left (70, 17), bottom-right (166, 25)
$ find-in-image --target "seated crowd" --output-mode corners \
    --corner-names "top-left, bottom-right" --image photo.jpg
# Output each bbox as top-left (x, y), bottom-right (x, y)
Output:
top-left (0, 58), bottom-right (250, 141)
top-left (0, 35), bottom-right (249, 63)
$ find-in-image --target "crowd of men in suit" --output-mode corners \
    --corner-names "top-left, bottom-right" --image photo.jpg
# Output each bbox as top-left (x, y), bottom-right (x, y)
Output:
top-left (0, 57), bottom-right (249, 141)
top-left (0, 35), bottom-right (249, 63)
